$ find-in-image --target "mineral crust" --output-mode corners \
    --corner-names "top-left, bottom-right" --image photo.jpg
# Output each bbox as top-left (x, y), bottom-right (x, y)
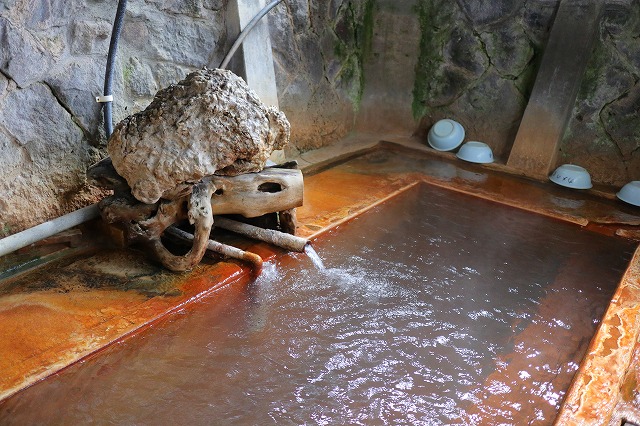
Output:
top-left (107, 68), bottom-right (290, 204)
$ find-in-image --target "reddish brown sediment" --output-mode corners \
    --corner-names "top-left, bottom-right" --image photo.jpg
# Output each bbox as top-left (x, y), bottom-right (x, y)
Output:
top-left (0, 145), bottom-right (638, 424)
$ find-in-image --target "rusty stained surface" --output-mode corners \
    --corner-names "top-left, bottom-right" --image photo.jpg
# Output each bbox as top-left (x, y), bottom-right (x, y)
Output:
top-left (0, 146), bottom-right (639, 423)
top-left (0, 248), bottom-right (259, 401)
top-left (554, 246), bottom-right (640, 426)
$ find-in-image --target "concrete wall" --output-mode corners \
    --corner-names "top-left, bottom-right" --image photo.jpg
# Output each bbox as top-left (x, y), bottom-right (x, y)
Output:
top-left (0, 0), bottom-right (638, 236)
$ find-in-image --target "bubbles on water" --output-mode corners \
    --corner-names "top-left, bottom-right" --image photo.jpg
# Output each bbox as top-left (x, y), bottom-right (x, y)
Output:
top-left (257, 261), bottom-right (280, 282)
top-left (486, 380), bottom-right (511, 395)
top-left (542, 389), bottom-right (562, 407)
top-left (566, 361), bottom-right (579, 372)
top-left (518, 370), bottom-right (532, 380)
top-left (551, 318), bottom-right (571, 330)
top-left (468, 310), bottom-right (494, 321)
top-left (395, 376), bottom-right (413, 390)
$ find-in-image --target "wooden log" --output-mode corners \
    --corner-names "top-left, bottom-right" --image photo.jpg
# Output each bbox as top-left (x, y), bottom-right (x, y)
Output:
top-left (210, 168), bottom-right (303, 218)
top-left (89, 158), bottom-right (304, 220)
top-left (278, 208), bottom-right (297, 235)
top-left (214, 216), bottom-right (308, 252)
top-left (165, 227), bottom-right (263, 271)
top-left (147, 181), bottom-right (215, 272)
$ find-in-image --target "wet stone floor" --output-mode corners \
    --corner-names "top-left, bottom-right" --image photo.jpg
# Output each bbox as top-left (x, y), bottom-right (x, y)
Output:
top-left (0, 184), bottom-right (635, 425)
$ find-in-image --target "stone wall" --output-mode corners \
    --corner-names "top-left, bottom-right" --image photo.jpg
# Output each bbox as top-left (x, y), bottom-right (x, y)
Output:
top-left (0, 0), bottom-right (230, 236)
top-left (411, 0), bottom-right (639, 184)
top-left (0, 0), bottom-right (638, 236)
top-left (0, 0), bottom-right (372, 236)
top-left (268, 0), bottom-right (375, 156)
top-left (559, 5), bottom-right (640, 186)
top-left (411, 0), bottom-right (557, 162)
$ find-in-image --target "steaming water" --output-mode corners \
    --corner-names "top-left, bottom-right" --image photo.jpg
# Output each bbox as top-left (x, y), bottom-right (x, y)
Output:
top-left (0, 184), bottom-right (634, 425)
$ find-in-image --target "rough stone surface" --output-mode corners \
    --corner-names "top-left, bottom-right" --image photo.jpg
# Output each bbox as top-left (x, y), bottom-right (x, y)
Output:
top-left (1, 0), bottom-right (639, 235)
top-left (559, 5), bottom-right (640, 185)
top-left (0, 77), bottom-right (100, 236)
top-left (0, 0), bottom-right (230, 236)
top-left (108, 68), bottom-right (290, 204)
top-left (0, 16), bottom-right (57, 88)
top-left (412, 0), bottom-right (639, 183)
top-left (268, 0), bottom-right (374, 154)
top-left (412, 0), bottom-right (545, 161)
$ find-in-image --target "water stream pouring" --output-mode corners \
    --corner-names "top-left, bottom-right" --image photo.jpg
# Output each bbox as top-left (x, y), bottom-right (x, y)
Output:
top-left (304, 244), bottom-right (325, 270)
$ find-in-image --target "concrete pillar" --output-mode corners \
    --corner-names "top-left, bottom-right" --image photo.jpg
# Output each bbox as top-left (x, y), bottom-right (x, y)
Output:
top-left (506, 0), bottom-right (604, 179)
top-left (226, 0), bottom-right (284, 162)
top-left (225, 0), bottom-right (279, 109)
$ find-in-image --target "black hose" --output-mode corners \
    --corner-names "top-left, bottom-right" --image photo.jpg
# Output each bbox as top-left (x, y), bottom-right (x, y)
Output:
top-left (103, 0), bottom-right (128, 138)
top-left (103, 0), bottom-right (282, 137)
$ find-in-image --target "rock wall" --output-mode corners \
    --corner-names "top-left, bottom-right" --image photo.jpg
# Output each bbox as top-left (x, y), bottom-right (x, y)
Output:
top-left (559, 4), bottom-right (640, 186)
top-left (0, 0), bottom-right (638, 236)
top-left (411, 0), bottom-right (557, 162)
top-left (0, 0), bottom-right (372, 236)
top-left (268, 0), bottom-right (375, 156)
top-left (411, 0), bottom-right (639, 183)
top-left (0, 0), bottom-right (230, 236)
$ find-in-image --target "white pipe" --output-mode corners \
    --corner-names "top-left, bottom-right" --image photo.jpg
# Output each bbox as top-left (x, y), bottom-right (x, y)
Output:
top-left (0, 204), bottom-right (100, 258)
top-left (219, 0), bottom-right (285, 69)
top-left (165, 226), bottom-right (263, 270)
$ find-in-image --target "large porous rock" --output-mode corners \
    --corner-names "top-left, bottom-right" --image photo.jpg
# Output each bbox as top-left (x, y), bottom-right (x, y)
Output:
top-left (108, 68), bottom-right (291, 204)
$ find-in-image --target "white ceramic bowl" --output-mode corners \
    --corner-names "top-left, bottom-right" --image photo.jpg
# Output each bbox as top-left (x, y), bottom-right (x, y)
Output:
top-left (549, 164), bottom-right (592, 189)
top-left (456, 141), bottom-right (494, 164)
top-left (428, 119), bottom-right (465, 151)
top-left (617, 181), bottom-right (640, 207)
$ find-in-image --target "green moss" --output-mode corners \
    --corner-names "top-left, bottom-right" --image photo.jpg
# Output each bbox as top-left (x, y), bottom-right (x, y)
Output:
top-left (0, 224), bottom-right (11, 238)
top-left (412, 0), bottom-right (457, 119)
top-left (123, 62), bottom-right (134, 84)
top-left (575, 41), bottom-right (610, 105)
top-left (334, 39), bottom-right (347, 58)
top-left (359, 0), bottom-right (375, 59)
top-left (331, 0), bottom-right (376, 112)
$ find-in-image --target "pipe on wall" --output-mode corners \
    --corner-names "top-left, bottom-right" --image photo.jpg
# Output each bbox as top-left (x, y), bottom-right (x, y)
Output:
top-left (0, 0), bottom-right (285, 259)
top-left (219, 0), bottom-right (285, 70)
top-left (102, 0), bottom-right (128, 138)
top-left (0, 205), bottom-right (100, 258)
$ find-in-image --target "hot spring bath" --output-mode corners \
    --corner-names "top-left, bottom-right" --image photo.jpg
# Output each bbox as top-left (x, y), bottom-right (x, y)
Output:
top-left (0, 180), bottom-right (634, 425)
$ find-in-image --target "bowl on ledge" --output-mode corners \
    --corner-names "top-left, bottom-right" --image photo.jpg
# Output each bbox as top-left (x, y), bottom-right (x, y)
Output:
top-left (428, 119), bottom-right (465, 152)
top-left (456, 141), bottom-right (494, 164)
top-left (617, 181), bottom-right (640, 207)
top-left (549, 164), bottom-right (592, 190)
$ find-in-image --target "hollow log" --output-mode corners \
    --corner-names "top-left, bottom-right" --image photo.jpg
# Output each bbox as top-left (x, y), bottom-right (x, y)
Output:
top-left (210, 168), bottom-right (303, 218)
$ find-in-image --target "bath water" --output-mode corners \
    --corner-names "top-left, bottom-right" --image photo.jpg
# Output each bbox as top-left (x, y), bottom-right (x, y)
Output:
top-left (0, 184), bottom-right (634, 425)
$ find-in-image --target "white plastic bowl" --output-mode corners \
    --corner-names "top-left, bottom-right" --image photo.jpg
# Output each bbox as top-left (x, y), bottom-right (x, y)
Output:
top-left (456, 141), bottom-right (494, 164)
top-left (428, 119), bottom-right (465, 151)
top-left (617, 181), bottom-right (640, 207)
top-left (549, 164), bottom-right (592, 189)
